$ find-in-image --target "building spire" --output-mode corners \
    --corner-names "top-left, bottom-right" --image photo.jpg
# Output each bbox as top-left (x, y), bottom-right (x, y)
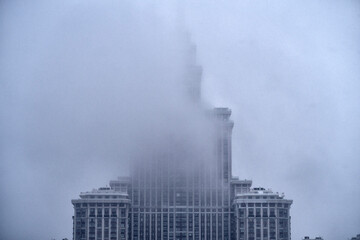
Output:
top-left (184, 42), bottom-right (202, 102)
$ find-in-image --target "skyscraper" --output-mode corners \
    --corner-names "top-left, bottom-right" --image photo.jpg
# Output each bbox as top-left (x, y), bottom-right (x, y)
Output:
top-left (117, 106), bottom-right (235, 240)
top-left (71, 38), bottom-right (293, 240)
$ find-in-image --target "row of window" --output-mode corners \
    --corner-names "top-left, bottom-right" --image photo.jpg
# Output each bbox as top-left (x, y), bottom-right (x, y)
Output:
top-left (82, 195), bottom-right (124, 199)
top-left (237, 218), bottom-right (289, 229)
top-left (131, 217), bottom-right (231, 240)
top-left (131, 207), bottom-right (232, 213)
top-left (74, 203), bottom-right (127, 207)
top-left (238, 195), bottom-right (281, 200)
top-left (75, 227), bottom-right (127, 239)
top-left (238, 208), bottom-right (289, 218)
top-left (239, 203), bottom-right (290, 208)
top-left (129, 188), bottom-right (231, 207)
top-left (238, 228), bottom-right (289, 240)
top-left (75, 218), bottom-right (127, 228)
top-left (75, 208), bottom-right (127, 218)
top-left (131, 213), bottom-right (231, 231)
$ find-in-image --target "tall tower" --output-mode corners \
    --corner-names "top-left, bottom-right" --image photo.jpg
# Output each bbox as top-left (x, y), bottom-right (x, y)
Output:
top-left (120, 108), bottom-right (236, 240)
top-left (72, 35), bottom-right (293, 240)
top-left (110, 38), bottom-right (238, 239)
top-left (184, 41), bottom-right (202, 102)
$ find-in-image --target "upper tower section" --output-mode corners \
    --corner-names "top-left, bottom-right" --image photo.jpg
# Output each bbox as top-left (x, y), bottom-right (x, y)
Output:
top-left (213, 107), bottom-right (234, 184)
top-left (183, 33), bottom-right (202, 102)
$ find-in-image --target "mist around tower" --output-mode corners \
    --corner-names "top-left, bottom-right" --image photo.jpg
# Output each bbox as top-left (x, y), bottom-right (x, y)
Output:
top-left (0, 2), bottom-right (221, 239)
top-left (1, 1), bottom-right (359, 240)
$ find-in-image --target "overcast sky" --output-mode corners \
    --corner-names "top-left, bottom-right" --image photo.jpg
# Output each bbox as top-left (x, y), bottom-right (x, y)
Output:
top-left (1, 1), bottom-right (359, 240)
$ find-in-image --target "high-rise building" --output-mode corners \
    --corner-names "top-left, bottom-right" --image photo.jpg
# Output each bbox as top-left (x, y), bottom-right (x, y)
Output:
top-left (71, 38), bottom-right (293, 240)
top-left (116, 106), bottom-right (235, 240)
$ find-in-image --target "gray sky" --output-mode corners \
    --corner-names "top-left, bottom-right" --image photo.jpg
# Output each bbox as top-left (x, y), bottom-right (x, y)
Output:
top-left (1, 1), bottom-right (359, 240)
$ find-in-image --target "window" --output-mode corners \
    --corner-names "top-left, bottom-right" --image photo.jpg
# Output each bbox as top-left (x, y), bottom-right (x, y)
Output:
top-left (111, 208), bottom-right (117, 217)
top-left (248, 208), bottom-right (254, 217)
top-left (270, 209), bottom-right (276, 217)
top-left (239, 209), bottom-right (245, 217)
top-left (256, 208), bottom-right (261, 217)
top-left (104, 208), bottom-right (109, 217)
top-left (97, 208), bottom-right (102, 217)
top-left (262, 209), bottom-right (268, 217)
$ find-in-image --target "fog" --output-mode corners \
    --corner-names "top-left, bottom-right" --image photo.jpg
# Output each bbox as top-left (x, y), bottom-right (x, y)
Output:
top-left (1, 1), bottom-right (359, 240)
top-left (186, 1), bottom-right (360, 240)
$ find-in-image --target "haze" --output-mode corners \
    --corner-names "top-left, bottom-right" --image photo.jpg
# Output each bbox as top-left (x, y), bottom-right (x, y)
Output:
top-left (1, 1), bottom-right (359, 240)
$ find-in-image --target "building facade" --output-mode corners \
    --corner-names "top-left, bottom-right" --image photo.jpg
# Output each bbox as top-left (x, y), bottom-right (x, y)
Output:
top-left (233, 188), bottom-right (293, 240)
top-left (72, 187), bottom-right (131, 240)
top-left (116, 107), bottom-right (236, 240)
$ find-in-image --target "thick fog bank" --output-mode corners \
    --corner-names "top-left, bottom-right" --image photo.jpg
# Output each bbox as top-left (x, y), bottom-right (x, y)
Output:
top-left (1, 0), bottom-right (359, 240)
top-left (0, 1), bottom-right (211, 239)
